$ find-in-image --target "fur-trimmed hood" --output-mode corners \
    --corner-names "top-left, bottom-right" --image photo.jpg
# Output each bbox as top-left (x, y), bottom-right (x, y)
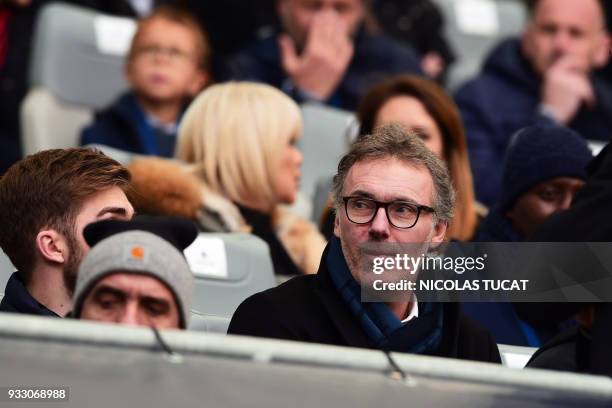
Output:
top-left (128, 157), bottom-right (326, 274)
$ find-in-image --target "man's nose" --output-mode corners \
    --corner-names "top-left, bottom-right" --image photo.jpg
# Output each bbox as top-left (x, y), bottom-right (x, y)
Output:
top-left (369, 207), bottom-right (390, 240)
top-left (552, 30), bottom-right (572, 54)
top-left (117, 302), bottom-right (143, 327)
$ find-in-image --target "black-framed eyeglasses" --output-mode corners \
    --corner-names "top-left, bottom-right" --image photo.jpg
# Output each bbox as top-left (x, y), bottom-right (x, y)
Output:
top-left (342, 196), bottom-right (435, 229)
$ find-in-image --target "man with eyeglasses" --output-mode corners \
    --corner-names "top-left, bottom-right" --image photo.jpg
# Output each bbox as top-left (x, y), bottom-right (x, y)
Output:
top-left (229, 123), bottom-right (501, 363)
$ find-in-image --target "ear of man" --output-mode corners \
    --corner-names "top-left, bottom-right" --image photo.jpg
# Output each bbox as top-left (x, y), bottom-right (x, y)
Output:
top-left (592, 32), bottom-right (611, 68)
top-left (35, 229), bottom-right (69, 265)
top-left (430, 219), bottom-right (448, 245)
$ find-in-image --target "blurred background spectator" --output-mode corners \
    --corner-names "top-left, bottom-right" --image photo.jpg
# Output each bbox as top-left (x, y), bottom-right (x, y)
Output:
top-left (128, 82), bottom-right (326, 276)
top-left (222, 0), bottom-right (423, 111)
top-left (80, 5), bottom-right (209, 157)
top-left (464, 124), bottom-right (593, 347)
top-left (455, 0), bottom-right (612, 206)
top-left (523, 142), bottom-right (612, 376)
top-left (0, 0), bottom-right (177, 175)
top-left (356, 74), bottom-right (481, 241)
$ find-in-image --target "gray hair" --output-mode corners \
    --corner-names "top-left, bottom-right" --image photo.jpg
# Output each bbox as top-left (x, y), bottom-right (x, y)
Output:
top-left (331, 123), bottom-right (455, 224)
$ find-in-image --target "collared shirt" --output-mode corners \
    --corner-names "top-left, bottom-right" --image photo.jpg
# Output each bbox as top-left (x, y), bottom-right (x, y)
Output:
top-left (400, 295), bottom-right (419, 324)
top-left (144, 113), bottom-right (178, 157)
top-left (145, 113), bottom-right (179, 135)
top-left (0, 272), bottom-right (60, 317)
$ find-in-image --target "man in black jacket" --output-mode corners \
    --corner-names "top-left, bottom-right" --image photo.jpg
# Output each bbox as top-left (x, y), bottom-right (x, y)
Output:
top-left (229, 124), bottom-right (501, 363)
top-left (0, 148), bottom-right (134, 317)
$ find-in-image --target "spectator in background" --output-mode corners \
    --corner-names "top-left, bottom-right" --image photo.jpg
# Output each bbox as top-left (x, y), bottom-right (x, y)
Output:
top-left (319, 75), bottom-right (481, 241)
top-left (0, 148), bottom-right (134, 317)
top-left (454, 0), bottom-right (612, 206)
top-left (127, 82), bottom-right (326, 276)
top-left (229, 124), bottom-right (500, 363)
top-left (522, 142), bottom-right (612, 376)
top-left (475, 125), bottom-right (593, 243)
top-left (356, 75), bottom-right (481, 241)
top-left (463, 124), bottom-right (593, 347)
top-left (0, 0), bottom-right (176, 175)
top-left (73, 216), bottom-right (197, 329)
top-left (222, 0), bottom-right (423, 111)
top-left (80, 5), bottom-right (209, 157)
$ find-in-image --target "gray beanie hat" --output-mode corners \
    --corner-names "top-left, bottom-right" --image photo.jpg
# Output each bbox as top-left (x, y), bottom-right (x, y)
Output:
top-left (74, 230), bottom-right (194, 328)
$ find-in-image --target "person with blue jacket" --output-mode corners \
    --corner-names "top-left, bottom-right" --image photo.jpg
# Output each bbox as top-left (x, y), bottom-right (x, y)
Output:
top-left (222, 0), bottom-right (423, 111)
top-left (80, 6), bottom-right (209, 157)
top-left (454, 0), bottom-right (612, 206)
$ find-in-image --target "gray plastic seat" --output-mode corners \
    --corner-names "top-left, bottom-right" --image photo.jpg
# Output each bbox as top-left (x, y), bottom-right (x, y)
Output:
top-left (298, 103), bottom-right (354, 216)
top-left (185, 233), bottom-right (276, 319)
top-left (21, 2), bottom-right (134, 154)
top-left (188, 312), bottom-right (231, 334)
top-left (0, 248), bottom-right (16, 293)
top-left (433, 0), bottom-right (527, 90)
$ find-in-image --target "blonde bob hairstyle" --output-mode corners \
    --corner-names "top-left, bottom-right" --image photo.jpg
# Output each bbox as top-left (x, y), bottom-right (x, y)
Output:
top-left (176, 82), bottom-right (302, 212)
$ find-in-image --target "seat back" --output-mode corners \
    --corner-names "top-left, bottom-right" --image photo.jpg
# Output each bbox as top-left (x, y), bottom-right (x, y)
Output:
top-left (298, 103), bottom-right (354, 211)
top-left (433, 0), bottom-right (527, 90)
top-left (184, 233), bottom-right (276, 318)
top-left (21, 88), bottom-right (93, 154)
top-left (188, 313), bottom-right (231, 334)
top-left (312, 175), bottom-right (334, 226)
top-left (21, 2), bottom-right (135, 154)
top-left (0, 248), bottom-right (16, 293)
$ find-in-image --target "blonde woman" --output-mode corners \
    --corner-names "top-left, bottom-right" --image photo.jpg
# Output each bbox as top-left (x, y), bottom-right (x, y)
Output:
top-left (128, 82), bottom-right (326, 275)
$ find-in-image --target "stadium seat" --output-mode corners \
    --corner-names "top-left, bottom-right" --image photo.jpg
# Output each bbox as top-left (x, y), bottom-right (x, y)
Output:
top-left (312, 174), bottom-right (334, 227)
top-left (0, 248), bottom-right (15, 293)
top-left (21, 2), bottom-right (135, 155)
top-left (433, 0), bottom-right (527, 90)
top-left (185, 233), bottom-right (276, 319)
top-left (188, 312), bottom-right (231, 334)
top-left (298, 103), bottom-right (354, 218)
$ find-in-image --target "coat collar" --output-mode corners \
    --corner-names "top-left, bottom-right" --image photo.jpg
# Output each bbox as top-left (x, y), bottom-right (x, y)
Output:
top-left (313, 245), bottom-right (373, 349)
top-left (0, 272), bottom-right (60, 317)
top-left (312, 244), bottom-right (463, 356)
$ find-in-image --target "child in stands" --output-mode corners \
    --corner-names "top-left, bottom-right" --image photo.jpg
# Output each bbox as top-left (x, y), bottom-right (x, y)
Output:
top-left (81, 5), bottom-right (209, 157)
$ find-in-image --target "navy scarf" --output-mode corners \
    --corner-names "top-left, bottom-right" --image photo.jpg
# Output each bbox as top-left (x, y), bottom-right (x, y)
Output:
top-left (326, 237), bottom-right (443, 354)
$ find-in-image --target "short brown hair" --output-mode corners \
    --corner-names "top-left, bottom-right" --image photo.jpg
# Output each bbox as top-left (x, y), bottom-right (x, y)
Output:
top-left (0, 148), bottom-right (131, 282)
top-left (332, 123), bottom-right (455, 224)
top-left (128, 5), bottom-right (211, 71)
top-left (357, 75), bottom-right (477, 240)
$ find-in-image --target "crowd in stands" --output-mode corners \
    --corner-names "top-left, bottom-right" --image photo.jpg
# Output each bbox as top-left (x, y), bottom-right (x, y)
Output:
top-left (1, 0), bottom-right (612, 382)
